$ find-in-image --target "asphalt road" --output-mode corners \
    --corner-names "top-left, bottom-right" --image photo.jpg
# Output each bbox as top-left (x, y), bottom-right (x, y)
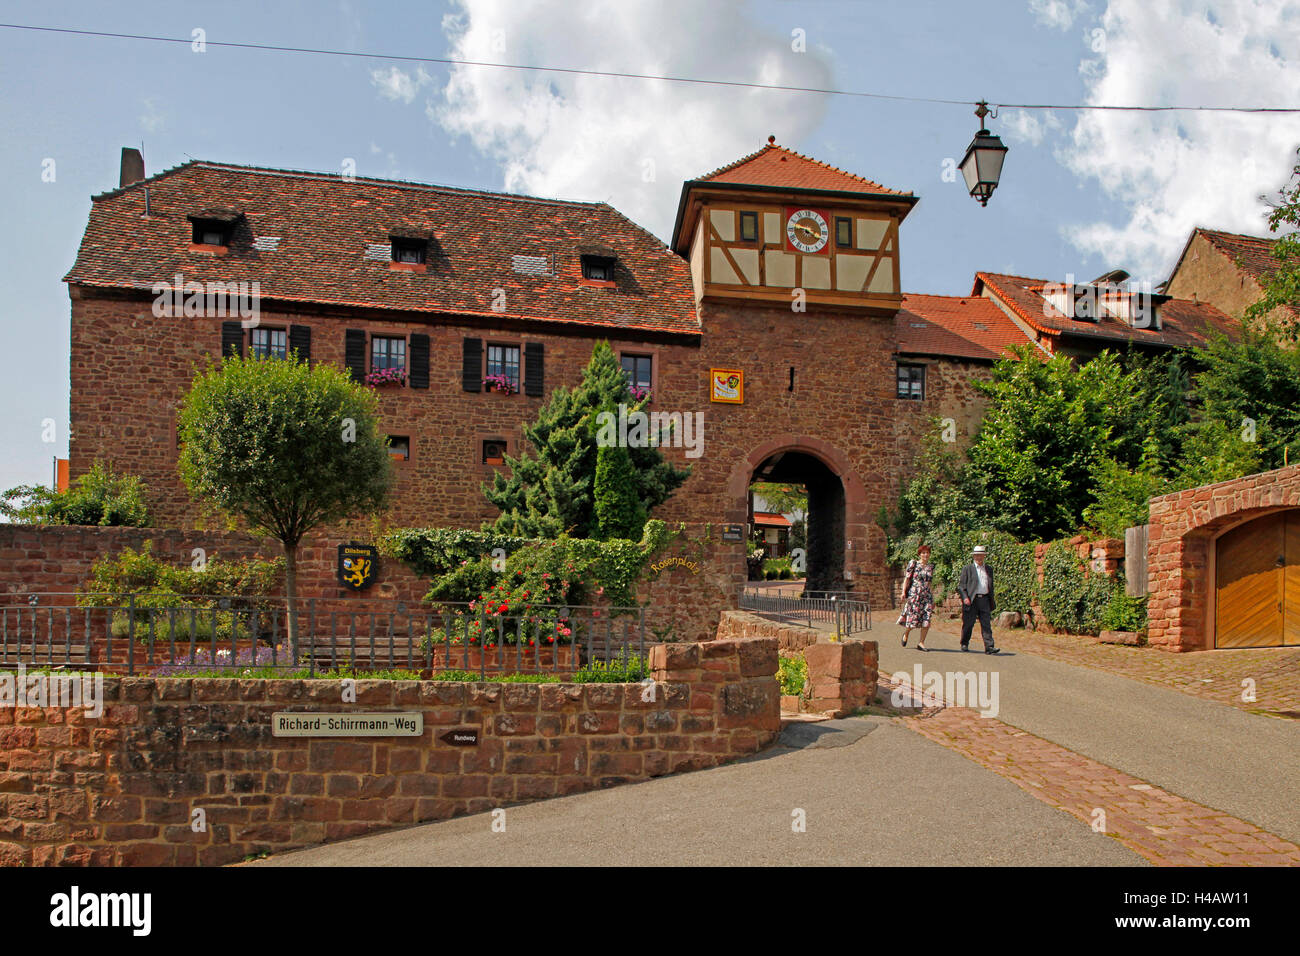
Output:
top-left (878, 621), bottom-right (1300, 844)
top-left (253, 718), bottom-right (1142, 867)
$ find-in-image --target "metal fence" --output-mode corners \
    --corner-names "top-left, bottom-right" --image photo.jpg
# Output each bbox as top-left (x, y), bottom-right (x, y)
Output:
top-left (0, 593), bottom-right (648, 677)
top-left (738, 587), bottom-right (872, 635)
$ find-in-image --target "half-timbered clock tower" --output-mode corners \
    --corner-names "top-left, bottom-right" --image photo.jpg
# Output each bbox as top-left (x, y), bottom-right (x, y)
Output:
top-left (668, 137), bottom-right (919, 599)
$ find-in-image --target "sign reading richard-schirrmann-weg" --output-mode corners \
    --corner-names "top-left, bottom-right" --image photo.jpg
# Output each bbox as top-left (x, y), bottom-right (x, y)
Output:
top-left (271, 712), bottom-right (423, 737)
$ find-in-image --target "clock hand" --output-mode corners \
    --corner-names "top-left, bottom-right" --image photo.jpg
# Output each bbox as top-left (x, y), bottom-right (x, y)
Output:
top-left (794, 223), bottom-right (818, 240)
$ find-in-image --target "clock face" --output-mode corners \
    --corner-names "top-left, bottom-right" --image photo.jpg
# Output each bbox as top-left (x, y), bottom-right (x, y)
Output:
top-left (785, 208), bottom-right (829, 254)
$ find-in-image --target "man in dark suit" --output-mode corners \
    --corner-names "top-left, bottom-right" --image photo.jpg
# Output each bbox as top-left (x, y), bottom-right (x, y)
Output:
top-left (958, 545), bottom-right (1001, 654)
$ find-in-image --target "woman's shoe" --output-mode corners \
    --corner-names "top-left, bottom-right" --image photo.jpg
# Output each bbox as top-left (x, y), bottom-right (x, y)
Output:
top-left (916, 643), bottom-right (927, 652)
top-left (901, 633), bottom-right (908, 646)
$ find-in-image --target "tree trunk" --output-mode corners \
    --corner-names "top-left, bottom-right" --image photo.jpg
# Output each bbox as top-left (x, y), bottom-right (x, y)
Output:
top-left (284, 541), bottom-right (300, 663)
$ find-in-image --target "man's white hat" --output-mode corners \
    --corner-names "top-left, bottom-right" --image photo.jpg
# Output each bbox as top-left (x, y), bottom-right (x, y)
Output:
top-left (971, 545), bottom-right (988, 555)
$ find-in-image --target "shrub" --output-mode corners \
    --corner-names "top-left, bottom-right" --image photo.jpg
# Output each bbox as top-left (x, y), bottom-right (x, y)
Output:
top-left (0, 461), bottom-right (149, 527)
top-left (1100, 589), bottom-right (1148, 633)
top-left (384, 521), bottom-right (678, 612)
top-left (428, 670), bottom-right (559, 683)
top-left (571, 656), bottom-right (650, 683)
top-left (889, 528), bottom-right (1037, 611)
top-left (777, 655), bottom-right (807, 697)
top-left (78, 541), bottom-right (284, 643)
top-left (1039, 541), bottom-right (1115, 636)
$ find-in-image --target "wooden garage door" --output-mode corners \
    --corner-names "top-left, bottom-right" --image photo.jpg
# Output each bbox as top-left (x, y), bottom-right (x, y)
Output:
top-left (1215, 511), bottom-right (1300, 648)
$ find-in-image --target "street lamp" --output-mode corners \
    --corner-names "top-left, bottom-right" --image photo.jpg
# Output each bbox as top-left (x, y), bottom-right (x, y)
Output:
top-left (959, 101), bottom-right (1008, 206)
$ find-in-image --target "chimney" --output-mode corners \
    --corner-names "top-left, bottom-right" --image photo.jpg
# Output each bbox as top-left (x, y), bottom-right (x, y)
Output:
top-left (119, 147), bottom-right (145, 187)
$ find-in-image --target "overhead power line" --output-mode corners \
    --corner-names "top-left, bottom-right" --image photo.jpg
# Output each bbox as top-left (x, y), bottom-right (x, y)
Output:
top-left (2, 22), bottom-right (1299, 114)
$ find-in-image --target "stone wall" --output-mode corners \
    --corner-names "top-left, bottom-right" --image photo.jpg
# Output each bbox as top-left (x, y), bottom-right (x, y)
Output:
top-left (715, 609), bottom-right (878, 717)
top-left (0, 636), bottom-right (779, 866)
top-left (67, 288), bottom-right (1000, 616)
top-left (1147, 463), bottom-right (1300, 651)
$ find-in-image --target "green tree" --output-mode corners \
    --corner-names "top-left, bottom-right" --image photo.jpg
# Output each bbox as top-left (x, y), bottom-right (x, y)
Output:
top-left (177, 354), bottom-right (393, 652)
top-left (593, 441), bottom-right (647, 540)
top-left (1175, 325), bottom-right (1300, 480)
top-left (963, 346), bottom-right (1151, 540)
top-left (750, 481), bottom-right (807, 517)
top-left (1245, 145), bottom-right (1300, 339)
top-left (1, 461), bottom-right (149, 527)
top-left (484, 341), bottom-right (689, 537)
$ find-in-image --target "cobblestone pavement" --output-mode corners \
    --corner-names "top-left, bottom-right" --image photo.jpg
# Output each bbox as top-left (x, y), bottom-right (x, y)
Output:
top-left (882, 674), bottom-right (1300, 866)
top-left (910, 615), bottom-right (1300, 718)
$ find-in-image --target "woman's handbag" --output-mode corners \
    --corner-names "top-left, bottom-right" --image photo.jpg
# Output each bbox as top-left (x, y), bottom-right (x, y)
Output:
top-left (896, 560), bottom-right (916, 625)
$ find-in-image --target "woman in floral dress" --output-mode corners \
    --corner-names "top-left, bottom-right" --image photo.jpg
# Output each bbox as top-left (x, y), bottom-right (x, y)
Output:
top-left (899, 543), bottom-right (935, 652)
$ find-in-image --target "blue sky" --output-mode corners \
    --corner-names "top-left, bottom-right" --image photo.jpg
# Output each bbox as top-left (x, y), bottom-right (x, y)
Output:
top-left (1, 0), bottom-right (1297, 494)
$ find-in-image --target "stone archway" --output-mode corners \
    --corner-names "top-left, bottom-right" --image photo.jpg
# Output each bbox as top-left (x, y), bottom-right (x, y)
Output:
top-left (726, 435), bottom-right (872, 596)
top-left (1147, 462), bottom-right (1300, 651)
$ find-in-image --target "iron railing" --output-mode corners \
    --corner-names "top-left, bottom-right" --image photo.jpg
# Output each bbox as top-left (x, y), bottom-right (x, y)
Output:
top-left (738, 586), bottom-right (872, 635)
top-left (0, 593), bottom-right (648, 677)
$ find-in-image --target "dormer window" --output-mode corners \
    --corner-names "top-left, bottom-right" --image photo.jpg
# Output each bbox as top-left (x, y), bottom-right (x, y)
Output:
top-left (188, 208), bottom-right (241, 248)
top-left (581, 255), bottom-right (616, 282)
top-left (191, 219), bottom-right (230, 246)
top-left (391, 237), bottom-right (427, 264)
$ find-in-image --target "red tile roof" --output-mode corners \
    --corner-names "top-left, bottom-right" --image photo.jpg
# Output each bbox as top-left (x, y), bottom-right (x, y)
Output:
top-left (895, 293), bottom-right (1030, 361)
top-left (1195, 228), bottom-right (1285, 284)
top-left (753, 512), bottom-right (792, 527)
top-left (696, 138), bottom-right (912, 198)
top-left (974, 271), bottom-right (1238, 350)
top-left (64, 161), bottom-right (700, 337)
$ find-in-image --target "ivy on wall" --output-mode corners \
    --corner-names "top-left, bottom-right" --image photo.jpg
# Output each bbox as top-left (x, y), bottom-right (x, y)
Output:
top-left (380, 520), bottom-right (679, 610)
top-left (1038, 540), bottom-right (1115, 636)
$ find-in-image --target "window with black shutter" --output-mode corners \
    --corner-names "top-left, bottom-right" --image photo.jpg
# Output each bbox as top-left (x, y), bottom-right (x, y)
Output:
top-left (344, 329), bottom-right (367, 382)
top-left (462, 338), bottom-right (483, 392)
top-left (524, 342), bottom-right (544, 397)
top-left (221, 321), bottom-right (244, 359)
top-left (289, 325), bottom-right (311, 363)
top-left (408, 333), bottom-right (430, 389)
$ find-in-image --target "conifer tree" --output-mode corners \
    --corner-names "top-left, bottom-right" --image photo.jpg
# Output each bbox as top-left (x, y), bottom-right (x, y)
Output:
top-left (483, 341), bottom-right (688, 537)
top-left (593, 440), bottom-right (647, 540)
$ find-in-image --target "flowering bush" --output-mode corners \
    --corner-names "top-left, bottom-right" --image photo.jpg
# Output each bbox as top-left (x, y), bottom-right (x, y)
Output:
top-left (153, 644), bottom-right (286, 677)
top-left (629, 385), bottom-right (651, 402)
top-left (484, 373), bottom-right (517, 395)
top-left (364, 366), bottom-right (406, 387)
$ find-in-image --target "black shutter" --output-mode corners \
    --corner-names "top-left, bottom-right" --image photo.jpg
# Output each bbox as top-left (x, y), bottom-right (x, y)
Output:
top-left (221, 321), bottom-right (244, 359)
top-left (289, 325), bottom-right (311, 363)
top-left (462, 337), bottom-right (483, 392)
top-left (345, 329), bottom-right (367, 382)
top-left (409, 333), bottom-right (430, 389)
top-left (524, 342), bottom-right (544, 397)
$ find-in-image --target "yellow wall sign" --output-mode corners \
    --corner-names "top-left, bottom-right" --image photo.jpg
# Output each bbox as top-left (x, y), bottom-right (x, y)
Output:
top-left (650, 556), bottom-right (701, 575)
top-left (710, 368), bottom-right (743, 403)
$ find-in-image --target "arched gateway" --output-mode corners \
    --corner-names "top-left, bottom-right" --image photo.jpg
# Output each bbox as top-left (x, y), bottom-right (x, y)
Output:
top-left (726, 436), bottom-right (874, 596)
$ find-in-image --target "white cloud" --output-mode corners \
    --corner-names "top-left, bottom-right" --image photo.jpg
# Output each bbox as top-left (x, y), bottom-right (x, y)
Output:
top-left (371, 65), bottom-right (433, 104)
top-left (422, 0), bottom-right (835, 240)
top-left (1058, 0), bottom-right (1300, 281)
top-left (1029, 0), bottom-right (1092, 30)
top-left (1002, 108), bottom-right (1063, 147)
top-left (139, 98), bottom-right (165, 133)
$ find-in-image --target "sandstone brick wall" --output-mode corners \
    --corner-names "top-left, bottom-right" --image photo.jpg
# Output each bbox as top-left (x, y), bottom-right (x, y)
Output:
top-left (68, 287), bottom-right (703, 533)
top-left (0, 525), bottom-right (429, 609)
top-left (716, 608), bottom-right (819, 652)
top-left (68, 287), bottom-right (999, 616)
top-left (715, 609), bottom-right (878, 717)
top-left (0, 636), bottom-right (779, 866)
top-left (1147, 463), bottom-right (1300, 651)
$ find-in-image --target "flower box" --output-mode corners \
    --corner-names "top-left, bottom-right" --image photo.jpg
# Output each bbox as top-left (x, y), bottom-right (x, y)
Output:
top-left (364, 368), bottom-right (406, 388)
top-left (483, 373), bottom-right (518, 395)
